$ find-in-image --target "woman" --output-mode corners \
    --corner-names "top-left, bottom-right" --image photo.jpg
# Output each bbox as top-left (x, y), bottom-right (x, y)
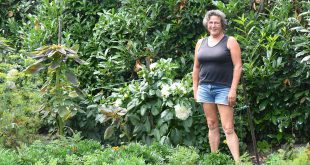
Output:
top-left (192, 10), bottom-right (242, 162)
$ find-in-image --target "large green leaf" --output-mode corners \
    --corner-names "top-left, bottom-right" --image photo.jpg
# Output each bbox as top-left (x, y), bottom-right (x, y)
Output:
top-left (58, 106), bottom-right (71, 119)
top-left (161, 110), bottom-right (173, 121)
top-left (24, 62), bottom-right (45, 74)
top-left (65, 70), bottom-right (78, 85)
top-left (171, 128), bottom-right (181, 144)
top-left (128, 114), bottom-right (140, 125)
top-left (73, 57), bottom-right (86, 65)
top-left (145, 117), bottom-right (151, 133)
top-left (159, 123), bottom-right (168, 136)
top-left (152, 128), bottom-right (160, 141)
top-left (58, 48), bottom-right (67, 55)
top-left (104, 125), bottom-right (115, 140)
top-left (183, 117), bottom-right (193, 129)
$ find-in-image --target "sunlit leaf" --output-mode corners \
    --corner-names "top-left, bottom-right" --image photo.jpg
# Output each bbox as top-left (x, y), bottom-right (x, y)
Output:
top-left (24, 62), bottom-right (45, 74)
top-left (35, 45), bottom-right (49, 51)
top-left (296, 50), bottom-right (308, 57)
top-left (301, 55), bottom-right (310, 63)
top-left (67, 53), bottom-right (78, 58)
top-left (66, 48), bottom-right (77, 54)
top-left (59, 106), bottom-right (70, 118)
top-left (47, 50), bottom-right (57, 58)
top-left (32, 54), bottom-right (48, 60)
top-left (95, 114), bottom-right (107, 123)
top-left (68, 91), bottom-right (79, 98)
top-left (58, 48), bottom-right (66, 55)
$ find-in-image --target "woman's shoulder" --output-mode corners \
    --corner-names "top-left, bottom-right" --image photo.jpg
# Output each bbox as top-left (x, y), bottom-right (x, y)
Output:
top-left (197, 37), bottom-right (207, 43)
top-left (227, 36), bottom-right (237, 42)
top-left (226, 36), bottom-right (240, 49)
top-left (197, 36), bottom-right (209, 44)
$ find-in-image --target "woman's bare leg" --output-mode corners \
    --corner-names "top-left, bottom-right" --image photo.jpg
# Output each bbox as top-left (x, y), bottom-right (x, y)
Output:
top-left (217, 104), bottom-right (240, 162)
top-left (203, 103), bottom-right (220, 152)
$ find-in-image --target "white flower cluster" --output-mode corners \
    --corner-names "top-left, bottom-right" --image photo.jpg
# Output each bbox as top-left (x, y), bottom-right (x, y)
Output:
top-left (114, 99), bottom-right (123, 107)
top-left (6, 69), bottom-right (19, 89)
top-left (161, 81), bottom-right (187, 98)
top-left (150, 63), bottom-right (157, 70)
top-left (170, 82), bottom-right (187, 93)
top-left (174, 104), bottom-right (191, 120)
top-left (161, 84), bottom-right (171, 98)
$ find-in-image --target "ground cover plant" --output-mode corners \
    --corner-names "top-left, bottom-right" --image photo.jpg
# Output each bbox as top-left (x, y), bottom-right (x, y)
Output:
top-left (0, 134), bottom-right (309, 164)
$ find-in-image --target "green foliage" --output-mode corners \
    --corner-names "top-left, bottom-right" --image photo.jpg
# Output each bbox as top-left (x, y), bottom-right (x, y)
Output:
top-left (18, 133), bottom-right (102, 164)
top-left (265, 145), bottom-right (310, 165)
top-left (0, 137), bottom-right (250, 164)
top-left (168, 146), bottom-right (199, 165)
top-left (257, 140), bottom-right (272, 154)
top-left (0, 0), bottom-right (309, 157)
top-left (0, 36), bottom-right (42, 148)
top-left (97, 104), bottom-right (128, 141)
top-left (199, 152), bottom-right (234, 165)
top-left (232, 0), bottom-right (310, 144)
top-left (24, 44), bottom-right (86, 135)
top-left (0, 83), bottom-right (42, 148)
top-left (79, 0), bottom-right (213, 92)
top-left (96, 59), bottom-right (200, 147)
top-left (0, 148), bottom-right (20, 165)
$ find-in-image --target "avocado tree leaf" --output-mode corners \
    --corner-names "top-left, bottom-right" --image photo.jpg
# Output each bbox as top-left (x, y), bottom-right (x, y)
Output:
top-left (73, 57), bottom-right (87, 65)
top-left (66, 48), bottom-right (77, 54)
top-left (49, 56), bottom-right (63, 70)
top-left (65, 70), bottom-right (78, 85)
top-left (47, 50), bottom-right (57, 58)
top-left (34, 45), bottom-right (49, 51)
top-left (24, 62), bottom-right (45, 74)
top-left (58, 48), bottom-right (66, 55)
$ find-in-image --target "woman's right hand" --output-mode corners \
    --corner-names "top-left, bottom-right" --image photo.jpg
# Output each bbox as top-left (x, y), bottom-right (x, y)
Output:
top-left (193, 88), bottom-right (198, 101)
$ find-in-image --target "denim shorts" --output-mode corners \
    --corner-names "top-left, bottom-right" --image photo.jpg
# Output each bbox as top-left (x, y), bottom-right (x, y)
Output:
top-left (197, 83), bottom-right (230, 105)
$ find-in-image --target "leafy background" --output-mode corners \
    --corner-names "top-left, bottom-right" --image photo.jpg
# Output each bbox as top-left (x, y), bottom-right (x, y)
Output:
top-left (0, 0), bottom-right (309, 157)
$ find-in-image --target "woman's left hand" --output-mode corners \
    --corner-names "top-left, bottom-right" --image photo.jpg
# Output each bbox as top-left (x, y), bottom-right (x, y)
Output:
top-left (228, 89), bottom-right (237, 107)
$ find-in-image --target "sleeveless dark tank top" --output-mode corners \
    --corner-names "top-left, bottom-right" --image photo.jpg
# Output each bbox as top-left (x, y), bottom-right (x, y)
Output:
top-left (197, 35), bottom-right (233, 87)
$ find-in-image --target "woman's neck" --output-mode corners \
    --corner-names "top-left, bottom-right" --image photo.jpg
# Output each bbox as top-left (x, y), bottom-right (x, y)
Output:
top-left (210, 33), bottom-right (224, 40)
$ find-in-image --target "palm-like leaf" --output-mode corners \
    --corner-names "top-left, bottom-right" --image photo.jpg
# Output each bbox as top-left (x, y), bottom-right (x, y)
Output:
top-left (24, 44), bottom-right (86, 97)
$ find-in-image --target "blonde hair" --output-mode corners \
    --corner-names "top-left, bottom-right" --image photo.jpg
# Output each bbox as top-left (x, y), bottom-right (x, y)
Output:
top-left (202, 10), bottom-right (227, 30)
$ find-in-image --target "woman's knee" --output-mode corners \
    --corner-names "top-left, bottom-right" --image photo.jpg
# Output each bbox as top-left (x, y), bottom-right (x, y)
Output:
top-left (223, 126), bottom-right (235, 135)
top-left (207, 120), bottom-right (219, 130)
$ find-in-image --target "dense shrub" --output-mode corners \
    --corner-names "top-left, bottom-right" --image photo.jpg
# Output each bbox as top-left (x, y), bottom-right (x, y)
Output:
top-left (0, 37), bottom-right (42, 148)
top-left (229, 0), bottom-right (310, 145)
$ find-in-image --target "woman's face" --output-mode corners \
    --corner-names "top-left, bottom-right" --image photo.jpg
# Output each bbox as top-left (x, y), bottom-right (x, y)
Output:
top-left (207, 15), bottom-right (223, 37)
